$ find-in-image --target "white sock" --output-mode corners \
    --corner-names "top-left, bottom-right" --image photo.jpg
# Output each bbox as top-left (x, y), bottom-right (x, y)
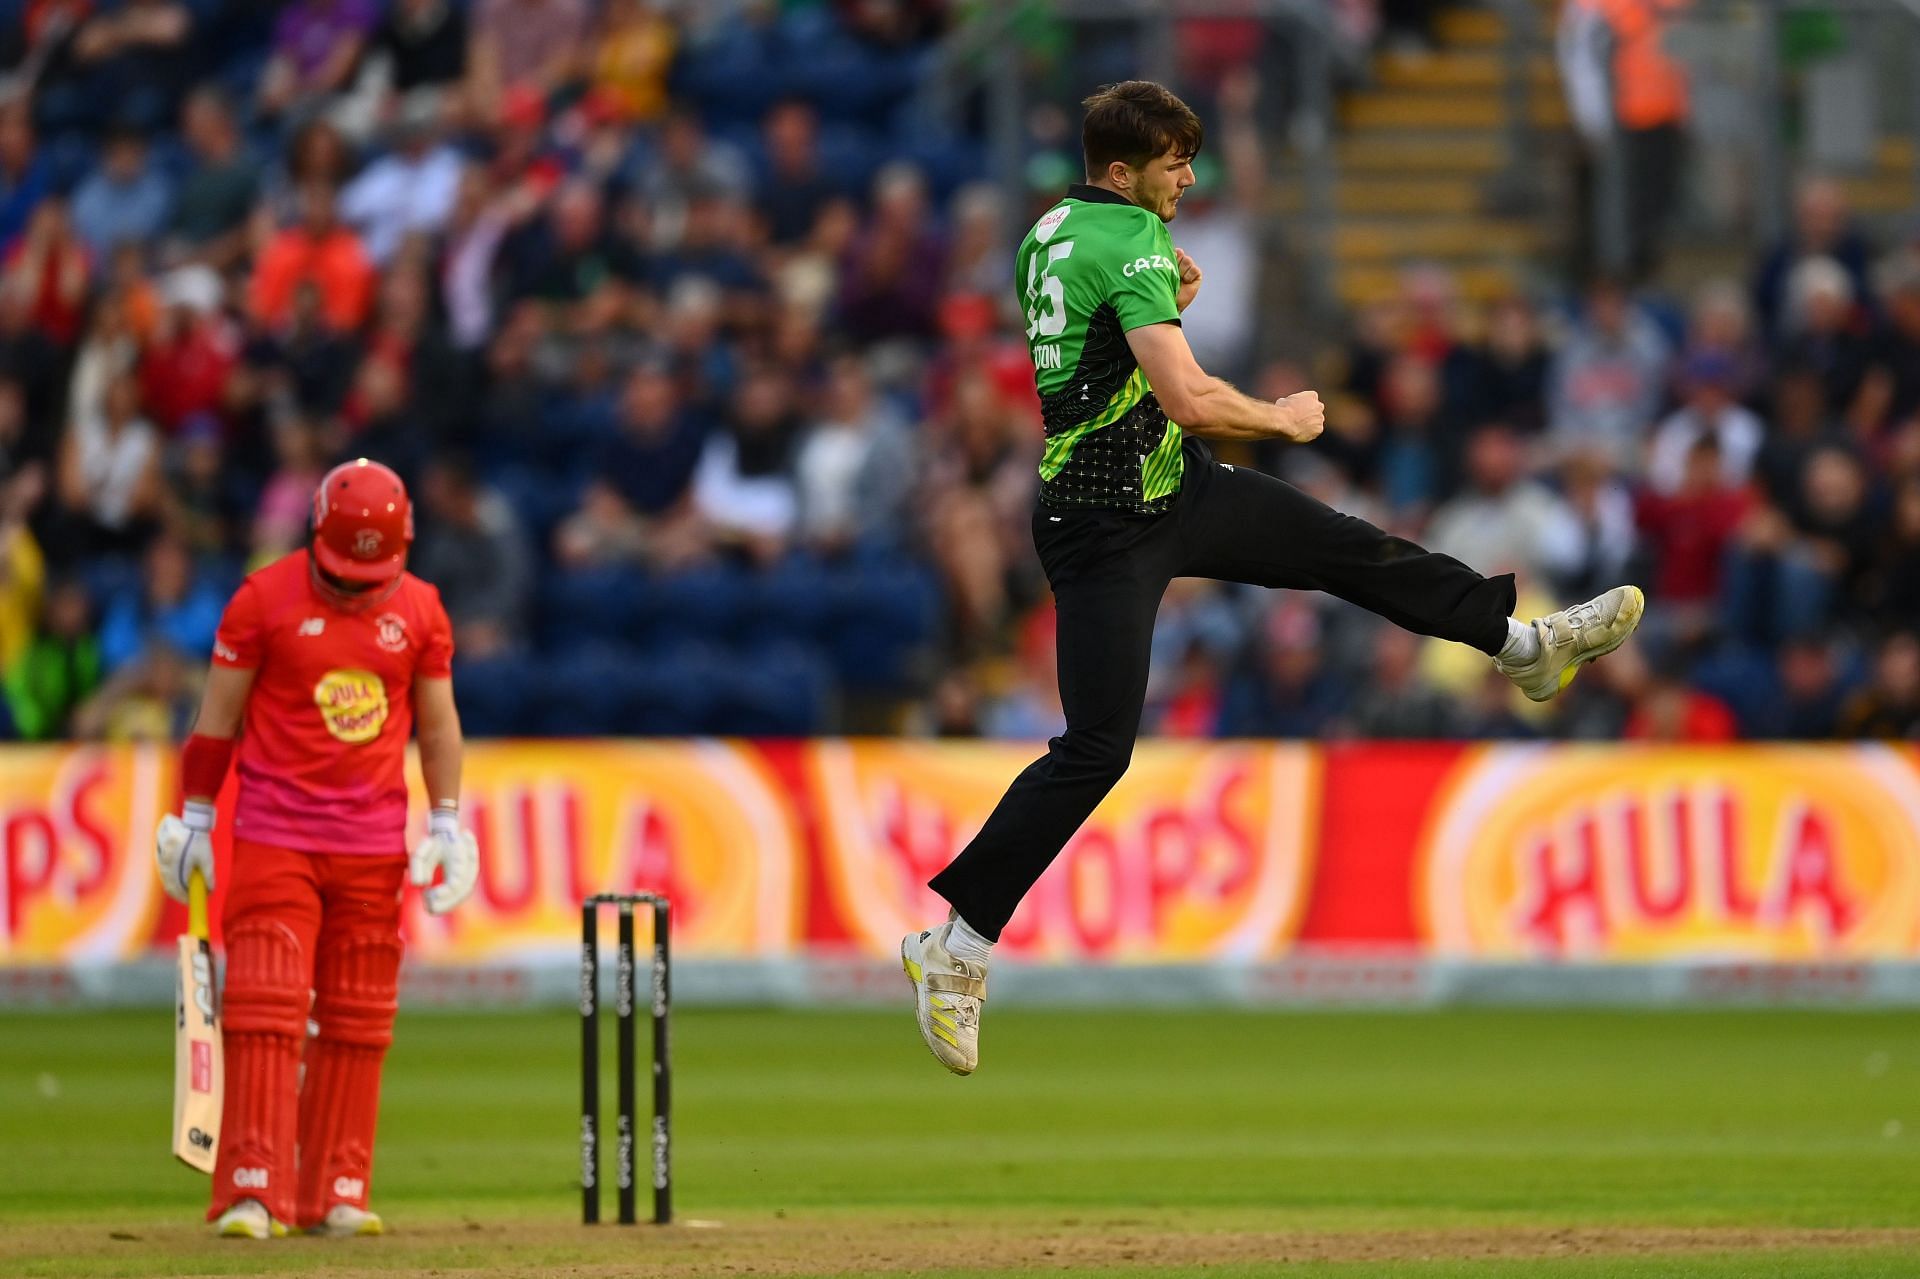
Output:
top-left (944, 913), bottom-right (994, 966)
top-left (1498, 617), bottom-right (1540, 663)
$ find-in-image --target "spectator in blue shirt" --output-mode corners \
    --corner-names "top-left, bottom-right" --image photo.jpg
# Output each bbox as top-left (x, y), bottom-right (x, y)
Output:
top-left (71, 128), bottom-right (174, 259)
top-left (96, 536), bottom-right (225, 673)
top-left (554, 361), bottom-right (711, 570)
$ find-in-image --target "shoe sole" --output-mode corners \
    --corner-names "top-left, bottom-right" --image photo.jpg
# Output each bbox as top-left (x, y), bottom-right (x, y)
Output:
top-left (1537, 585), bottom-right (1644, 701)
top-left (901, 942), bottom-right (973, 1077)
top-left (309, 1220), bottom-right (384, 1237)
top-left (217, 1219), bottom-right (287, 1239)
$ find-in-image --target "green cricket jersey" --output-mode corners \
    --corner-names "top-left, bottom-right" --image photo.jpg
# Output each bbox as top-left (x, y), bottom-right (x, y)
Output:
top-left (1016, 184), bottom-right (1185, 513)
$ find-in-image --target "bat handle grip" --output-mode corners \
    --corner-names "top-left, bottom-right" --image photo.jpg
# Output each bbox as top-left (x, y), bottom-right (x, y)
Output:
top-left (187, 869), bottom-right (209, 941)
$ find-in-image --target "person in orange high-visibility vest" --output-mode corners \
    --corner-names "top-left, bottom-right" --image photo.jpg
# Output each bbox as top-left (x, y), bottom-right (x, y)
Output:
top-left (1607, 0), bottom-right (1690, 277)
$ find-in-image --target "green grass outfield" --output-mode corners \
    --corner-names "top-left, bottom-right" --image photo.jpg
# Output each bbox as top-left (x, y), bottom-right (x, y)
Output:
top-left (3, 1007), bottom-right (1920, 1277)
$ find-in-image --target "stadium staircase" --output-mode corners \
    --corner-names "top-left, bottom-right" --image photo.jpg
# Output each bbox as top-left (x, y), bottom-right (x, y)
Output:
top-left (1277, 0), bottom-right (1920, 309)
top-left (1277, 0), bottom-right (1574, 312)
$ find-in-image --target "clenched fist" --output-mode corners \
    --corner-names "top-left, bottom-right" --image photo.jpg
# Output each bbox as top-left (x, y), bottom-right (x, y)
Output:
top-left (1277, 390), bottom-right (1325, 443)
top-left (1173, 248), bottom-right (1203, 312)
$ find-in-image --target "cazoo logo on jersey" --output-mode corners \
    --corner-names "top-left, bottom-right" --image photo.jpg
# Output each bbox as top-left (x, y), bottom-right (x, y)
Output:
top-left (1121, 253), bottom-right (1175, 277)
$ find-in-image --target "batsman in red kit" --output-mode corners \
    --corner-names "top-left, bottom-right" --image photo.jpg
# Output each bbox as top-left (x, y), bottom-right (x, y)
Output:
top-left (152, 459), bottom-right (479, 1239)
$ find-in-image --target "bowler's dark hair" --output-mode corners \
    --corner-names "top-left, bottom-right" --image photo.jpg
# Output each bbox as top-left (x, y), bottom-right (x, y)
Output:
top-left (1081, 80), bottom-right (1204, 178)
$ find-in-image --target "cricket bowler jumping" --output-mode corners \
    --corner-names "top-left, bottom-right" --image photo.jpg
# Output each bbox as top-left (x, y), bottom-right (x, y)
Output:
top-left (902, 81), bottom-right (1645, 1074)
top-left (153, 459), bottom-right (479, 1237)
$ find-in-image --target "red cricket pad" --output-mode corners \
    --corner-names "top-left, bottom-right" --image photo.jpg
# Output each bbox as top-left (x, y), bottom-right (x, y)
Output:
top-left (181, 733), bottom-right (235, 804)
top-left (310, 458), bottom-right (411, 586)
top-left (209, 916), bottom-right (309, 1225)
top-left (296, 895), bottom-right (403, 1225)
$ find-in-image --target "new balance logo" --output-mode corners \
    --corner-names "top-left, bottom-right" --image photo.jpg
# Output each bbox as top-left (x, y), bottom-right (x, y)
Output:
top-left (298, 617), bottom-right (326, 637)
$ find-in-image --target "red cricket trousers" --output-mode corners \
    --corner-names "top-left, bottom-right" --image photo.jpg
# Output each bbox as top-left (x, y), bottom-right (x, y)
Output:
top-left (207, 840), bottom-right (407, 1228)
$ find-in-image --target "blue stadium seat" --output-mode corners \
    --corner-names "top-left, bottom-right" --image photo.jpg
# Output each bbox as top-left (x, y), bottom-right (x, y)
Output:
top-left (812, 122), bottom-right (887, 195)
top-left (821, 557), bottom-right (942, 691)
top-left (529, 644), bottom-right (651, 737)
top-left (708, 642), bottom-right (832, 736)
top-left (786, 36), bottom-right (907, 125)
top-left (897, 129), bottom-right (985, 201)
top-left (737, 556), bottom-right (833, 648)
top-left (538, 566), bottom-right (652, 651)
top-left (539, 392), bottom-right (619, 463)
top-left (491, 467), bottom-right (582, 554)
top-left (629, 643), bottom-right (726, 735)
top-left (453, 652), bottom-right (546, 738)
top-left (636, 566), bottom-right (750, 645)
top-left (672, 28), bottom-right (781, 126)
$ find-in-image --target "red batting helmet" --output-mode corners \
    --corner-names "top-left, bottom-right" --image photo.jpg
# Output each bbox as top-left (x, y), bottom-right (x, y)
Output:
top-left (311, 459), bottom-right (412, 585)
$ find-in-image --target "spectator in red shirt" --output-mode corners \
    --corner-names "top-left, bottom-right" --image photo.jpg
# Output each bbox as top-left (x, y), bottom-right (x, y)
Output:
top-left (139, 267), bottom-right (240, 433)
top-left (1155, 641), bottom-right (1225, 738)
top-left (250, 184), bottom-right (376, 333)
top-left (3, 199), bottom-right (89, 347)
top-left (1635, 436), bottom-right (1753, 630)
top-left (1623, 652), bottom-right (1740, 742)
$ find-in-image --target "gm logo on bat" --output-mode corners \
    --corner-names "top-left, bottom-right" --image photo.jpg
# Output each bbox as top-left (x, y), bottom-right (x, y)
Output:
top-left (188, 1127), bottom-right (214, 1151)
top-left (189, 950), bottom-right (215, 1025)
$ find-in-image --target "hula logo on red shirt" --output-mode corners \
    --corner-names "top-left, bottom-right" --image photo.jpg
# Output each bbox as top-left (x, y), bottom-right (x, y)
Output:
top-left (314, 669), bottom-right (390, 743)
top-left (374, 612), bottom-right (409, 653)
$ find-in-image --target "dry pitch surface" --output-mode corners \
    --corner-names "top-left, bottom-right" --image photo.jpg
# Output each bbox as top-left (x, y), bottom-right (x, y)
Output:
top-left (5, 1008), bottom-right (1919, 1277)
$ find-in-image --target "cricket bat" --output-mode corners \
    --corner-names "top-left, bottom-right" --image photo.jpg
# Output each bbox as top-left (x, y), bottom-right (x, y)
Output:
top-left (172, 870), bottom-right (222, 1173)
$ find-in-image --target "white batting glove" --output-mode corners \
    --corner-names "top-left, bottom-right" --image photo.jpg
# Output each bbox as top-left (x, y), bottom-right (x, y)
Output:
top-left (410, 806), bottom-right (479, 915)
top-left (155, 801), bottom-right (216, 903)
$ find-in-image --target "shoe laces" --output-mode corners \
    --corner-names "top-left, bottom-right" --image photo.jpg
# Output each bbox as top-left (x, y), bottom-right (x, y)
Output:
top-left (931, 992), bottom-right (980, 1030)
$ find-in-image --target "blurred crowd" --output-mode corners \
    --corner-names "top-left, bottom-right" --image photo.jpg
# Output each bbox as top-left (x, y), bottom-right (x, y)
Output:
top-left (0, 0), bottom-right (1912, 744)
top-left (1211, 172), bottom-right (1920, 746)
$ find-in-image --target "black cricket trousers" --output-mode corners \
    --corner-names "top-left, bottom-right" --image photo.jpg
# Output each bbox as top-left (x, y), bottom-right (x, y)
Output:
top-left (930, 438), bottom-right (1516, 939)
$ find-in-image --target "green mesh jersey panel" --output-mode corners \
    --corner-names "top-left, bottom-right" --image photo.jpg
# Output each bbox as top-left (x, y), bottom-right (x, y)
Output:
top-left (1017, 186), bottom-right (1185, 513)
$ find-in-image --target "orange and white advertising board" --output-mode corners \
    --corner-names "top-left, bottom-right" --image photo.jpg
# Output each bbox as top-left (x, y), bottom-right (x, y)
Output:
top-left (1417, 746), bottom-right (1920, 959)
top-left (398, 740), bottom-right (803, 960)
top-left (0, 745), bottom-right (168, 964)
top-left (807, 740), bottom-right (1320, 960)
top-left (7, 741), bottom-right (1920, 973)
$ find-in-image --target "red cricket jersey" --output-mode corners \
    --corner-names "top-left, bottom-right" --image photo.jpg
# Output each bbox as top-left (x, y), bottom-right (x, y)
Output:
top-left (212, 550), bottom-right (454, 854)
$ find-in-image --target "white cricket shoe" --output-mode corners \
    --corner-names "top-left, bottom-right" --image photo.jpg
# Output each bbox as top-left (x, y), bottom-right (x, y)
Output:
top-left (215, 1198), bottom-right (287, 1239)
top-left (1495, 585), bottom-right (1646, 702)
top-left (311, 1204), bottom-right (385, 1236)
top-left (901, 923), bottom-right (985, 1076)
